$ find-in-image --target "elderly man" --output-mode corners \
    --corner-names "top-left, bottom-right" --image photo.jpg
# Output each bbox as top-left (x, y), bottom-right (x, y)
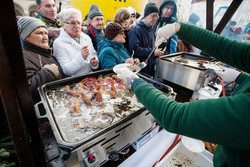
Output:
top-left (129, 2), bottom-right (164, 77)
top-left (153, 0), bottom-right (178, 54)
top-left (36, 0), bottom-right (61, 46)
top-left (85, 4), bottom-right (105, 52)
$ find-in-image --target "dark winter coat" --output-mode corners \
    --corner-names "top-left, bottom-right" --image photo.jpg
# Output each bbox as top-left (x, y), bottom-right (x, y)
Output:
top-left (129, 21), bottom-right (156, 76)
top-left (98, 38), bottom-right (130, 69)
top-left (85, 25), bottom-right (105, 53)
top-left (22, 41), bottom-right (64, 102)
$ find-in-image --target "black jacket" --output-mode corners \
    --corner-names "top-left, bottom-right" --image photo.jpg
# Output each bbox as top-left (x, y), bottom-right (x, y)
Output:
top-left (22, 41), bottom-right (64, 102)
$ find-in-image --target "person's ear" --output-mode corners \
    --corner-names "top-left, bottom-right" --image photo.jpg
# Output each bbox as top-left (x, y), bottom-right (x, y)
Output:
top-left (88, 19), bottom-right (92, 24)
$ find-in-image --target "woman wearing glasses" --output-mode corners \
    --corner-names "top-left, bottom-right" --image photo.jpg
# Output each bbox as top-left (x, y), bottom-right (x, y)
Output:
top-left (98, 22), bottom-right (139, 69)
top-left (53, 8), bottom-right (99, 77)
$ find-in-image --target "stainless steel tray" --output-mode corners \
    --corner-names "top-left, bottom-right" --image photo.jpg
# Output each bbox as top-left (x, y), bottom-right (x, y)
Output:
top-left (35, 69), bottom-right (175, 150)
top-left (155, 52), bottom-right (212, 91)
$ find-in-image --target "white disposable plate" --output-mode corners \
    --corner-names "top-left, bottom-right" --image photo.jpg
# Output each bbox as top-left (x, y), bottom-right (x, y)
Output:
top-left (181, 136), bottom-right (205, 153)
top-left (113, 63), bottom-right (130, 74)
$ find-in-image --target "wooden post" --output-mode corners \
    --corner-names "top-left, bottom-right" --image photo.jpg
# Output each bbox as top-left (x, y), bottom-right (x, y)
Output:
top-left (206, 0), bottom-right (214, 31)
top-left (213, 0), bottom-right (243, 35)
top-left (0, 0), bottom-right (46, 166)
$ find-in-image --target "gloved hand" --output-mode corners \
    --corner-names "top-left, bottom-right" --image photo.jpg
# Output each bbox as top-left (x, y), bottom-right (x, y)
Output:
top-left (116, 68), bottom-right (139, 87)
top-left (214, 66), bottom-right (241, 83)
top-left (44, 64), bottom-right (59, 77)
top-left (155, 23), bottom-right (176, 47)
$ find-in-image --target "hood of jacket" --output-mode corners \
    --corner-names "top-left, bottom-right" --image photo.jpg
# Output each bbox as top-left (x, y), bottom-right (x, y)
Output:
top-left (98, 38), bottom-right (125, 52)
top-left (159, 0), bottom-right (177, 19)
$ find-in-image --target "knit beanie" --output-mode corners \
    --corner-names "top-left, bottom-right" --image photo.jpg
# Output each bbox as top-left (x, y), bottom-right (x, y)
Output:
top-left (89, 4), bottom-right (103, 19)
top-left (105, 22), bottom-right (124, 40)
top-left (17, 17), bottom-right (46, 40)
top-left (144, 3), bottom-right (159, 18)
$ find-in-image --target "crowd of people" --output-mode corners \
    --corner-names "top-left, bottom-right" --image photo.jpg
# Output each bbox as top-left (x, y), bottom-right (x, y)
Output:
top-left (17, 0), bottom-right (183, 99)
top-left (17, 0), bottom-right (249, 95)
top-left (15, 0), bottom-right (250, 166)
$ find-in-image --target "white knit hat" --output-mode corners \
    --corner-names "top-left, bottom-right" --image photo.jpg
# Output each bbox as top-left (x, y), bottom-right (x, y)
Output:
top-left (127, 6), bottom-right (136, 15)
top-left (17, 17), bottom-right (46, 40)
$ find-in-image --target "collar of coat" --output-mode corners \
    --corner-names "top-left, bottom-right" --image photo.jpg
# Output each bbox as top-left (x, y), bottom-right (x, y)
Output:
top-left (39, 13), bottom-right (61, 28)
top-left (59, 29), bottom-right (89, 50)
top-left (90, 25), bottom-right (96, 38)
top-left (23, 41), bottom-right (52, 58)
top-left (138, 21), bottom-right (153, 30)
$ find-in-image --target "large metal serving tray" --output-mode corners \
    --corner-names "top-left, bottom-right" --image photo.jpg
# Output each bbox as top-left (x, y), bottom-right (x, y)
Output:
top-left (155, 52), bottom-right (212, 91)
top-left (35, 69), bottom-right (175, 151)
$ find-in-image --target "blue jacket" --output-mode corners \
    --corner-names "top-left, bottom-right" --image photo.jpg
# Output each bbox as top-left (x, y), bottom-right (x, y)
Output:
top-left (98, 38), bottom-right (130, 69)
top-left (129, 21), bottom-right (156, 76)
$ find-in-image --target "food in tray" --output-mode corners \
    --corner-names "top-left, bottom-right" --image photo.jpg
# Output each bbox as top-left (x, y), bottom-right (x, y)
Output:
top-left (64, 85), bottom-right (79, 97)
top-left (165, 152), bottom-right (198, 167)
top-left (127, 62), bottom-right (139, 72)
top-left (197, 60), bottom-right (209, 65)
top-left (173, 57), bottom-right (188, 64)
top-left (167, 56), bottom-right (220, 69)
top-left (72, 99), bottom-right (80, 113)
top-left (81, 92), bottom-right (92, 107)
top-left (47, 74), bottom-right (143, 141)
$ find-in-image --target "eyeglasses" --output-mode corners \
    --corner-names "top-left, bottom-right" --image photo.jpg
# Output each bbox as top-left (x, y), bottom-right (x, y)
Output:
top-left (64, 21), bottom-right (81, 26)
top-left (150, 14), bottom-right (159, 19)
top-left (120, 32), bottom-right (125, 36)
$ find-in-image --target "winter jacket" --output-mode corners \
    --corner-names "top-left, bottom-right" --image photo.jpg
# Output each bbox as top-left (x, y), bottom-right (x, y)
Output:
top-left (153, 0), bottom-right (178, 54)
top-left (98, 38), bottom-right (130, 69)
top-left (53, 29), bottom-right (98, 77)
top-left (22, 41), bottom-right (64, 102)
top-left (132, 23), bottom-right (250, 167)
top-left (85, 25), bottom-right (105, 52)
top-left (129, 21), bottom-right (156, 76)
top-left (37, 13), bottom-right (61, 47)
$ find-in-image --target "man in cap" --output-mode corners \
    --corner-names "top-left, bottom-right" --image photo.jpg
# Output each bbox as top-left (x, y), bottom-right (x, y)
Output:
top-left (85, 4), bottom-right (105, 52)
top-left (129, 2), bottom-right (164, 77)
top-left (36, 0), bottom-right (61, 47)
top-left (153, 0), bottom-right (178, 55)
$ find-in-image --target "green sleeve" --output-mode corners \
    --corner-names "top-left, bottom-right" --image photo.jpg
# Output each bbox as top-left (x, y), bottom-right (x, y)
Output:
top-left (176, 23), bottom-right (250, 73)
top-left (132, 78), bottom-right (250, 150)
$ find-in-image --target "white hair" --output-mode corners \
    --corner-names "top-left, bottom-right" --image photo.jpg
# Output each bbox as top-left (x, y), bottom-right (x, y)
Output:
top-left (58, 8), bottom-right (82, 22)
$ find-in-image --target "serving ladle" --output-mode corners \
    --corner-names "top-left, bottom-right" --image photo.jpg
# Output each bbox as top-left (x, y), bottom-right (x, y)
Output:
top-left (133, 46), bottom-right (157, 73)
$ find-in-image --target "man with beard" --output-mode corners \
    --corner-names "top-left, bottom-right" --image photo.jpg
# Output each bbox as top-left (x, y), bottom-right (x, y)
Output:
top-left (153, 0), bottom-right (178, 55)
top-left (85, 4), bottom-right (105, 52)
top-left (36, 0), bottom-right (61, 47)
